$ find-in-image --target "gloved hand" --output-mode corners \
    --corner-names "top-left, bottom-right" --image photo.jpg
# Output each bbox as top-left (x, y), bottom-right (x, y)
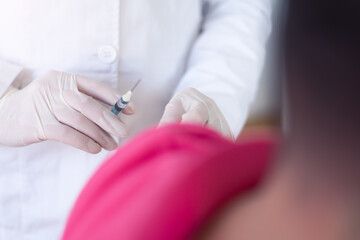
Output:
top-left (159, 88), bottom-right (233, 139)
top-left (0, 70), bottom-right (135, 153)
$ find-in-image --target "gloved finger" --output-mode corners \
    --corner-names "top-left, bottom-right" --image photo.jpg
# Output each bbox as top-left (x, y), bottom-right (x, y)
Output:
top-left (63, 91), bottom-right (129, 138)
top-left (76, 75), bottom-right (121, 106)
top-left (181, 101), bottom-right (209, 125)
top-left (55, 107), bottom-right (118, 151)
top-left (158, 98), bottom-right (185, 126)
top-left (76, 75), bottom-right (136, 115)
top-left (44, 124), bottom-right (101, 154)
top-left (122, 101), bottom-right (135, 115)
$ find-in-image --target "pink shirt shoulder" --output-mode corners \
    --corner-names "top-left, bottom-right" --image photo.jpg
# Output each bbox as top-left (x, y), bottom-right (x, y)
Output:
top-left (62, 124), bottom-right (278, 240)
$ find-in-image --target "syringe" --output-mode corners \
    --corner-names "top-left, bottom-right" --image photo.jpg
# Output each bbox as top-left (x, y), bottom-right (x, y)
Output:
top-left (111, 79), bottom-right (141, 116)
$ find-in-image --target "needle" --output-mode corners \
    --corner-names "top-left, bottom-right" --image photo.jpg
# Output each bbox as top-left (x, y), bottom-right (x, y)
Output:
top-left (131, 79), bottom-right (142, 92)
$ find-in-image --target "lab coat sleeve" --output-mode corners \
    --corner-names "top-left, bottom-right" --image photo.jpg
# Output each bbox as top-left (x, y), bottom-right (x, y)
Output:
top-left (0, 60), bottom-right (23, 97)
top-left (175, 0), bottom-right (272, 137)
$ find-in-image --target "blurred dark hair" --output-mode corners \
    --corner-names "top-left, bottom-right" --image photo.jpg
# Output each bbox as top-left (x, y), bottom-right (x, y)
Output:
top-left (284, 0), bottom-right (360, 139)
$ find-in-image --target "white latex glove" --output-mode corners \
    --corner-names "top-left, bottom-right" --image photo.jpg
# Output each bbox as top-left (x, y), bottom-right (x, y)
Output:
top-left (0, 70), bottom-right (135, 153)
top-left (159, 88), bottom-right (234, 139)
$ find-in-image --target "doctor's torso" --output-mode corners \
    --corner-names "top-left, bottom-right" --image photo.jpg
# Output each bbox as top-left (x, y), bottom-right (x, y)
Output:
top-left (0, 0), bottom-right (203, 133)
top-left (0, 1), bottom-right (203, 239)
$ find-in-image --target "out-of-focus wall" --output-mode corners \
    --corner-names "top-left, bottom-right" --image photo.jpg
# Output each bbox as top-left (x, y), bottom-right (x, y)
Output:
top-left (246, 0), bottom-right (284, 127)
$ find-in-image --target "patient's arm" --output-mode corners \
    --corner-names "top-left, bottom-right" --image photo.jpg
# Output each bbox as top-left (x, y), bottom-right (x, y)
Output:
top-left (62, 124), bottom-right (275, 240)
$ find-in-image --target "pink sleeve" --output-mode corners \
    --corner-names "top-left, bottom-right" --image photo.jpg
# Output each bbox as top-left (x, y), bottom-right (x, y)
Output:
top-left (62, 124), bottom-right (276, 240)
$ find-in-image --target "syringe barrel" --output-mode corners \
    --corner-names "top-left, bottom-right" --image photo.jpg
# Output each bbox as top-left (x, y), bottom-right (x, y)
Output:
top-left (111, 97), bottom-right (129, 115)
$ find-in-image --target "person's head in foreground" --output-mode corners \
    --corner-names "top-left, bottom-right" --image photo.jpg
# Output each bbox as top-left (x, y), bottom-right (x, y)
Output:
top-left (197, 0), bottom-right (360, 239)
top-left (62, 0), bottom-right (360, 239)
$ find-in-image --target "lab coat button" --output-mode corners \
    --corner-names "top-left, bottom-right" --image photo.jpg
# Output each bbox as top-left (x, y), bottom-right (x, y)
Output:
top-left (98, 45), bottom-right (118, 64)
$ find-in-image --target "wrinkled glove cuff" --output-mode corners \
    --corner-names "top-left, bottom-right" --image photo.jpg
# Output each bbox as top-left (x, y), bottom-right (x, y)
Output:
top-left (0, 86), bottom-right (19, 99)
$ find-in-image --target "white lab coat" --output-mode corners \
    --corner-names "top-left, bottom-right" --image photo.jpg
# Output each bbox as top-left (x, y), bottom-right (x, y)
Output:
top-left (0, 0), bottom-right (271, 239)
